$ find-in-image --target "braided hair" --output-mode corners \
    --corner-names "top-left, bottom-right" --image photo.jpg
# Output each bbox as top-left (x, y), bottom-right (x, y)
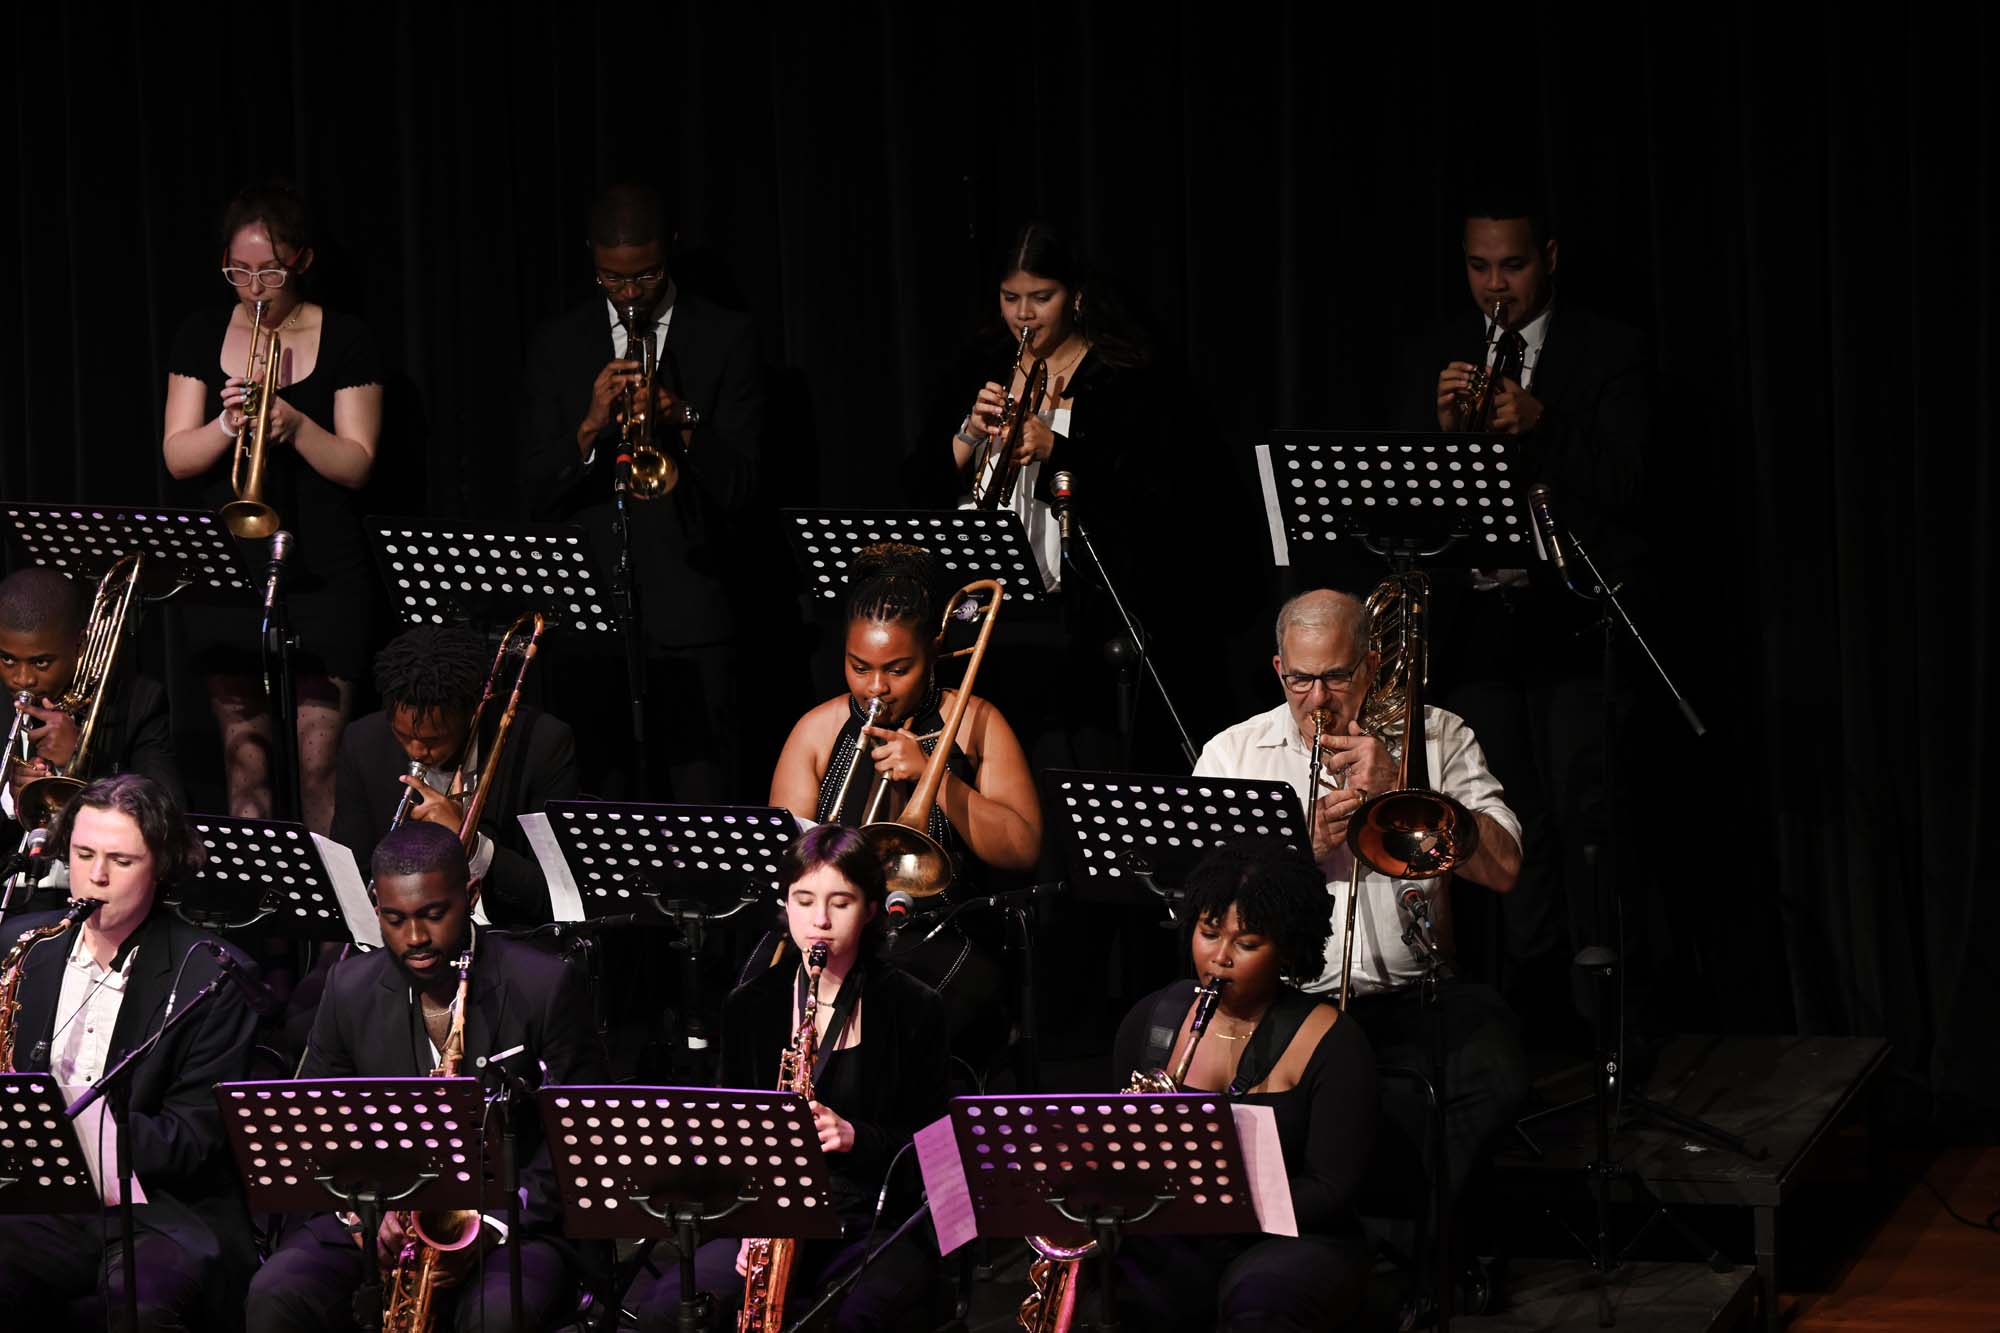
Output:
top-left (843, 542), bottom-right (937, 633)
top-left (373, 625), bottom-right (489, 717)
top-left (1179, 835), bottom-right (1335, 984)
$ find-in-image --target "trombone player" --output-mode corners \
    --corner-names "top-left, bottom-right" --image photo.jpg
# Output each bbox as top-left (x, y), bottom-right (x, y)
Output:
top-left (1192, 589), bottom-right (1525, 1296)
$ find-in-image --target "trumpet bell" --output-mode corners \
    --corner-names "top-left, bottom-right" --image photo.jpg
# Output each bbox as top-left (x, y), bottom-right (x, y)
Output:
top-left (860, 821), bottom-right (954, 899)
top-left (626, 447), bottom-right (679, 498)
top-left (220, 498), bottom-right (281, 540)
top-left (14, 774), bottom-right (84, 833)
top-left (1348, 787), bottom-right (1481, 880)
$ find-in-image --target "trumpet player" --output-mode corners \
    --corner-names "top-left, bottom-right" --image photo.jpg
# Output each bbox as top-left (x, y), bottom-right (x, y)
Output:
top-left (624, 827), bottom-right (948, 1332)
top-left (1107, 837), bottom-right (1378, 1332)
top-left (521, 181), bottom-right (764, 804)
top-left (1192, 590), bottom-right (1524, 1314)
top-left (330, 625), bottom-right (578, 927)
top-left (161, 179), bottom-right (384, 834)
top-left (249, 820), bottom-right (607, 1333)
top-left (0, 568), bottom-right (180, 850)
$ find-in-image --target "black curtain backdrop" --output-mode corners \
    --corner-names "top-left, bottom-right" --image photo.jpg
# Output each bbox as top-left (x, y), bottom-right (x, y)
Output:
top-left (3, 6), bottom-right (1993, 1108)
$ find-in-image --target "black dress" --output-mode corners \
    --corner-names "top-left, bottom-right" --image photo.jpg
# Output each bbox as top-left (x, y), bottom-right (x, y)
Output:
top-left (1109, 980), bottom-right (1379, 1332)
top-left (166, 306), bottom-right (383, 681)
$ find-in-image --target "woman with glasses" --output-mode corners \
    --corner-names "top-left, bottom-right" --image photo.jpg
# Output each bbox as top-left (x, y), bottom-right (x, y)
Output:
top-left (162, 179), bottom-right (383, 831)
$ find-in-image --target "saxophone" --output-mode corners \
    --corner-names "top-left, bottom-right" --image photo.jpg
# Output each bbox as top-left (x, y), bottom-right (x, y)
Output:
top-left (739, 940), bottom-right (830, 1332)
top-left (383, 950), bottom-right (481, 1333)
top-left (1016, 976), bottom-right (1231, 1333)
top-left (0, 898), bottom-right (102, 1071)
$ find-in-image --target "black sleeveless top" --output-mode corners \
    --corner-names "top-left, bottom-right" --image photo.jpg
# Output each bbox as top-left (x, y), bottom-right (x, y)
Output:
top-left (812, 679), bottom-right (977, 864)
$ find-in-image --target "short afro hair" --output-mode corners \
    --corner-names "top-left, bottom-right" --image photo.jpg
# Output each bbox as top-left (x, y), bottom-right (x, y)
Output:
top-left (371, 820), bottom-right (468, 892)
top-left (0, 568), bottom-right (84, 641)
top-left (373, 624), bottom-right (488, 717)
top-left (1179, 835), bottom-right (1333, 984)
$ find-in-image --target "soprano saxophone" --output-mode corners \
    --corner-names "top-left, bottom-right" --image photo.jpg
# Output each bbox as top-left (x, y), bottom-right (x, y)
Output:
top-left (739, 940), bottom-right (831, 1331)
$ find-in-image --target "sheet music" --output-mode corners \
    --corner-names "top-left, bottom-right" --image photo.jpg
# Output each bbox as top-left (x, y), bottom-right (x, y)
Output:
top-left (517, 813), bottom-right (585, 921)
top-left (311, 834), bottom-right (382, 949)
top-left (1231, 1103), bottom-right (1296, 1237)
top-left (914, 1113), bottom-right (976, 1255)
top-left (64, 1085), bottom-right (148, 1206)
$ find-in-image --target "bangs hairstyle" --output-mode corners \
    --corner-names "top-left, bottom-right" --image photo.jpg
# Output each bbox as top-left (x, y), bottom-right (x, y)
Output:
top-left (221, 177), bottom-right (313, 258)
top-left (371, 820), bottom-right (469, 893)
top-left (1180, 835), bottom-right (1333, 984)
top-left (47, 774), bottom-right (206, 894)
top-left (843, 542), bottom-right (938, 635)
top-left (778, 824), bottom-right (890, 956)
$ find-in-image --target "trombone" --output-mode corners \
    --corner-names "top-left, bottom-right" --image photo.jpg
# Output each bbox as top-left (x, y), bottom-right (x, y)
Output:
top-left (222, 299), bottom-right (282, 539)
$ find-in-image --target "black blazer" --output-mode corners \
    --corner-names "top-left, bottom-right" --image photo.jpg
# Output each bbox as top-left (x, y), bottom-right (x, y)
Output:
top-left (300, 931), bottom-right (608, 1230)
top-left (329, 707), bottom-right (578, 926)
top-left (7, 905), bottom-right (258, 1267)
top-left (719, 955), bottom-right (948, 1221)
top-left (3, 674), bottom-right (181, 845)
top-left (521, 292), bottom-right (764, 648)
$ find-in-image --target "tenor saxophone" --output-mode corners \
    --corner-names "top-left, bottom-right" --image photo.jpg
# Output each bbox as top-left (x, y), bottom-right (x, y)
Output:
top-left (383, 951), bottom-right (480, 1333)
top-left (1016, 976), bottom-right (1231, 1332)
top-left (739, 941), bottom-right (830, 1331)
top-left (0, 899), bottom-right (102, 1072)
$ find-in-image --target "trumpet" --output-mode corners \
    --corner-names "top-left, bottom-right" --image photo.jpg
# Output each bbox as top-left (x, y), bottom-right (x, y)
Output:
top-left (1458, 298), bottom-right (1509, 432)
top-left (616, 302), bottom-right (699, 500)
top-left (970, 327), bottom-right (1048, 510)
top-left (221, 299), bottom-right (282, 539)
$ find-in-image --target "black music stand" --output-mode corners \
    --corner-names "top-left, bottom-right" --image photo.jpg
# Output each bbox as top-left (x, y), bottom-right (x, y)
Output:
top-left (0, 1072), bottom-right (99, 1216)
top-left (538, 1085), bottom-right (842, 1332)
top-left (1, 501), bottom-right (254, 600)
top-left (781, 508), bottom-right (1047, 604)
top-left (1041, 769), bottom-right (1313, 911)
top-left (917, 1092), bottom-right (1275, 1333)
top-left (216, 1077), bottom-right (494, 1332)
top-left (171, 816), bottom-right (373, 943)
top-left (367, 517), bottom-right (615, 635)
top-left (1253, 431), bottom-right (1533, 568)
top-left (537, 801), bottom-right (796, 1067)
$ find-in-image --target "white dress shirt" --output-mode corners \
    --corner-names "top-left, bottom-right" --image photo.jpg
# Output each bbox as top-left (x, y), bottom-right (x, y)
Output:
top-left (1193, 701), bottom-right (1521, 997)
top-left (49, 930), bottom-right (139, 1088)
top-left (1484, 302), bottom-right (1553, 392)
top-left (963, 405), bottom-right (1071, 592)
top-left (422, 737), bottom-right (497, 925)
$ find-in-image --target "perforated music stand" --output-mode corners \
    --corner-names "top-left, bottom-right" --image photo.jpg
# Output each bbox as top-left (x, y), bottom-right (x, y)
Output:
top-left (1253, 431), bottom-right (1533, 568)
top-left (781, 508), bottom-right (1047, 603)
top-left (539, 1085), bottom-right (841, 1328)
top-left (0, 1073), bottom-right (98, 1216)
top-left (922, 1092), bottom-right (1260, 1333)
top-left (366, 517), bottom-right (615, 636)
top-left (170, 816), bottom-right (355, 940)
top-left (1, 501), bottom-right (254, 601)
top-left (1041, 770), bottom-right (1313, 910)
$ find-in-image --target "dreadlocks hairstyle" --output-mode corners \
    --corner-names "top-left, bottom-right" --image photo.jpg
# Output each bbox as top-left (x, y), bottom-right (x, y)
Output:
top-left (0, 568), bottom-right (84, 641)
top-left (1179, 835), bottom-right (1335, 984)
top-left (843, 542), bottom-right (938, 634)
top-left (47, 774), bottom-right (207, 895)
top-left (371, 819), bottom-right (469, 891)
top-left (373, 624), bottom-right (489, 717)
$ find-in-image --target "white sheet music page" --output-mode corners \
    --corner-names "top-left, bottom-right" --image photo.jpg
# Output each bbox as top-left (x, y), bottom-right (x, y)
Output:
top-left (311, 834), bottom-right (382, 949)
top-left (1231, 1103), bottom-right (1297, 1237)
top-left (517, 814), bottom-right (586, 921)
top-left (64, 1085), bottom-right (148, 1206)
top-left (914, 1114), bottom-right (977, 1255)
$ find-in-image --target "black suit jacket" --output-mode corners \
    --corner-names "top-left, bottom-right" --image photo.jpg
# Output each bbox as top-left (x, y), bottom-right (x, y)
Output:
top-left (4, 674), bottom-right (181, 845)
top-left (720, 954), bottom-right (948, 1222)
top-left (521, 292), bottom-right (764, 648)
top-left (8, 905), bottom-right (257, 1266)
top-left (330, 706), bottom-right (577, 926)
top-left (300, 933), bottom-right (607, 1230)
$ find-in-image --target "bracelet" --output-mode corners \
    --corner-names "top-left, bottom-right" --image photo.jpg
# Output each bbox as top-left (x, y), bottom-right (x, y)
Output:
top-left (218, 412), bottom-right (241, 440)
top-left (955, 429), bottom-right (985, 449)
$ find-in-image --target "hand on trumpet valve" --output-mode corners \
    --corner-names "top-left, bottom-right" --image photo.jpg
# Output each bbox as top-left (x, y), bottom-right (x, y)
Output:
top-left (221, 375), bottom-right (300, 440)
top-left (967, 380), bottom-right (1010, 437)
top-left (578, 357), bottom-right (643, 446)
top-left (18, 699), bottom-right (79, 769)
top-left (1435, 360), bottom-right (1482, 430)
top-left (862, 724), bottom-right (926, 785)
top-left (397, 774), bottom-right (466, 833)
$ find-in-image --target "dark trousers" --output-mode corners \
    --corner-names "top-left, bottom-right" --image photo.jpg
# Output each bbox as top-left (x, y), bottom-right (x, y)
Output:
top-left (245, 1214), bottom-right (572, 1333)
top-left (0, 1210), bottom-right (220, 1332)
top-left (626, 1223), bottom-right (937, 1333)
top-left (1111, 1231), bottom-right (1369, 1332)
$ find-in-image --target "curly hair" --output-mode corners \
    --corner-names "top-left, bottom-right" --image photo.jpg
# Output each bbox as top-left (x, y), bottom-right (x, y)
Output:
top-left (1179, 834), bottom-right (1333, 983)
top-left (373, 624), bottom-right (489, 716)
top-left (47, 774), bottom-right (207, 895)
top-left (843, 542), bottom-right (937, 633)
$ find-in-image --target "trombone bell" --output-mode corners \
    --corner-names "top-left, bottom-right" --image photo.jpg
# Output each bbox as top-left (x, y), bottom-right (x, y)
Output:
top-left (1348, 787), bottom-right (1481, 880)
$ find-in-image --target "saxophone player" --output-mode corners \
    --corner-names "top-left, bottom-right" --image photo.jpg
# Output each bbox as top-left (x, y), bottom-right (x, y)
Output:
top-left (0, 775), bottom-right (259, 1328)
top-left (624, 827), bottom-right (949, 1332)
top-left (246, 821), bottom-right (608, 1333)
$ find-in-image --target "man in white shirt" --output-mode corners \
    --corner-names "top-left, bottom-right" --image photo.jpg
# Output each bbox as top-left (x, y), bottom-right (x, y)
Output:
top-left (1194, 589), bottom-right (1530, 1231)
top-left (0, 774), bottom-right (258, 1328)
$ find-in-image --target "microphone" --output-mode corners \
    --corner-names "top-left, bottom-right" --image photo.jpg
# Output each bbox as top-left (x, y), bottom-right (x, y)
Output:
top-left (884, 890), bottom-right (915, 930)
top-left (1398, 885), bottom-right (1435, 932)
top-left (190, 938), bottom-right (285, 1019)
top-left (3, 827), bottom-right (49, 881)
top-left (1527, 484), bottom-right (1571, 585)
top-left (261, 530), bottom-right (294, 625)
top-left (1049, 469), bottom-right (1075, 553)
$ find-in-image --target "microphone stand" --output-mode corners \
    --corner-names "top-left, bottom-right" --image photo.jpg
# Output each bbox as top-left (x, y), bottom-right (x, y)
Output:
top-left (779, 1199), bottom-right (933, 1333)
top-left (66, 971), bottom-right (233, 1333)
top-left (259, 533), bottom-right (302, 822)
top-left (1058, 506), bottom-right (1197, 767)
top-left (915, 881), bottom-right (1065, 1094)
top-left (611, 454), bottom-right (651, 798)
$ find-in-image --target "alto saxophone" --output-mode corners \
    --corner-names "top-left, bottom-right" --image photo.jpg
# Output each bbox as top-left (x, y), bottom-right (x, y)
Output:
top-left (739, 941), bottom-right (830, 1332)
top-left (0, 898), bottom-right (102, 1072)
top-left (1016, 976), bottom-right (1231, 1333)
top-left (383, 951), bottom-right (481, 1333)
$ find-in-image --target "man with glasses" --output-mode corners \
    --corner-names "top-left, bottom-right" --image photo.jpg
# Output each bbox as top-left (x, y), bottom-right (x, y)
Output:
top-left (1194, 588), bottom-right (1527, 1312)
top-left (521, 182), bottom-right (762, 804)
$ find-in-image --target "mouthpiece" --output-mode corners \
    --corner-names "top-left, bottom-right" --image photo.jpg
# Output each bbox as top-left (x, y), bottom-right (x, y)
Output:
top-left (806, 941), bottom-right (830, 972)
top-left (63, 898), bottom-right (104, 927)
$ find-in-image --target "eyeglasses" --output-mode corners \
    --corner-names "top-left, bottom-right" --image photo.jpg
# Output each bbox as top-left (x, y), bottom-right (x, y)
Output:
top-left (1279, 656), bottom-right (1368, 695)
top-left (595, 268), bottom-right (668, 291)
top-left (221, 265), bottom-right (293, 288)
